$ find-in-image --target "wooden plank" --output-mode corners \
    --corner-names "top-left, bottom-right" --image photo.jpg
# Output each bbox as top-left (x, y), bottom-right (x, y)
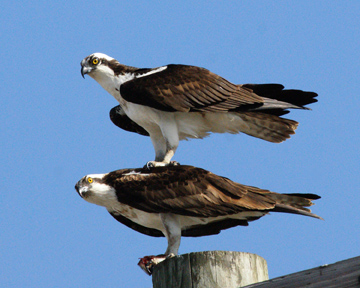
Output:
top-left (152, 253), bottom-right (192, 288)
top-left (152, 251), bottom-right (269, 288)
top-left (244, 256), bottom-right (360, 288)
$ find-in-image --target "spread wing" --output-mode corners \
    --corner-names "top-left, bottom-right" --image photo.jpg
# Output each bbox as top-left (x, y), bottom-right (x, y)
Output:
top-left (120, 65), bottom-right (264, 112)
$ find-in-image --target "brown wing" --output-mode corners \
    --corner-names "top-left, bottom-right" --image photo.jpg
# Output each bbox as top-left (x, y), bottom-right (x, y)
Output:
top-left (102, 166), bottom-right (261, 217)
top-left (120, 65), bottom-right (264, 112)
top-left (109, 105), bottom-right (149, 136)
top-left (102, 165), bottom-right (321, 219)
top-left (101, 166), bottom-right (321, 238)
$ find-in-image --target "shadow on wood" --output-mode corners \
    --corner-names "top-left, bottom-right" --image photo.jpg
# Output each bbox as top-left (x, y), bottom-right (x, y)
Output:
top-left (244, 255), bottom-right (360, 288)
top-left (152, 251), bottom-right (269, 288)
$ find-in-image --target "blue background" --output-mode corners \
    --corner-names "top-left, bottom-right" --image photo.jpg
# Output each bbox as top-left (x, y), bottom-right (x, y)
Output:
top-left (1, 1), bottom-right (359, 287)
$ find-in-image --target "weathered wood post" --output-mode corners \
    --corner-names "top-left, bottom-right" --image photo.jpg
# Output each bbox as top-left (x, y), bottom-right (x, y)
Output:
top-left (152, 251), bottom-right (269, 288)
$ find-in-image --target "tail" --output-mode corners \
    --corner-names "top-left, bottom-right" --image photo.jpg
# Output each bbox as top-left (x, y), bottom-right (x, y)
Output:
top-left (236, 84), bottom-right (317, 143)
top-left (237, 111), bottom-right (299, 143)
top-left (242, 83), bottom-right (318, 116)
top-left (270, 193), bottom-right (323, 220)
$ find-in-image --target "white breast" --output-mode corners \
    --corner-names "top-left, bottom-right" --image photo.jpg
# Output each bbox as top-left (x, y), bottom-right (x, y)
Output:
top-left (110, 205), bottom-right (164, 231)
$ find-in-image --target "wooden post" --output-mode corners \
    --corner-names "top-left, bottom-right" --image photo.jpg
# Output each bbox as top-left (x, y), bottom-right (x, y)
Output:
top-left (152, 251), bottom-right (269, 288)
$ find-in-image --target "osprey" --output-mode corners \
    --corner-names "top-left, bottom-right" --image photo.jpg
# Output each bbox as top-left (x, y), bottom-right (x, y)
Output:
top-left (75, 165), bottom-right (322, 274)
top-left (80, 53), bottom-right (317, 167)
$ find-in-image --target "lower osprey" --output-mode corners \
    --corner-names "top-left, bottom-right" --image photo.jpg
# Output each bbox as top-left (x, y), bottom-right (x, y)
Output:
top-left (80, 53), bottom-right (317, 167)
top-left (75, 165), bottom-right (322, 275)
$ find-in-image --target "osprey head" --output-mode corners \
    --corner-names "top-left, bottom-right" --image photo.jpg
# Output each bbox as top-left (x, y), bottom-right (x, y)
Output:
top-left (80, 53), bottom-right (116, 78)
top-left (75, 173), bottom-right (115, 206)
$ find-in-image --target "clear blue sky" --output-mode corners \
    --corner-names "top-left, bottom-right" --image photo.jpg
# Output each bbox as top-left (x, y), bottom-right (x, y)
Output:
top-left (1, 1), bottom-right (359, 287)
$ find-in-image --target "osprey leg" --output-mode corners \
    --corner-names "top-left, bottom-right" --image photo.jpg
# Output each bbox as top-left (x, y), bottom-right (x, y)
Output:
top-left (150, 131), bottom-right (167, 162)
top-left (160, 213), bottom-right (181, 255)
top-left (137, 213), bottom-right (181, 275)
top-left (146, 114), bottom-right (180, 167)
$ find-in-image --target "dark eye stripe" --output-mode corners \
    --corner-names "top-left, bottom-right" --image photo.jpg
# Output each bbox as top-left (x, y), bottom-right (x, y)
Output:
top-left (89, 56), bottom-right (99, 65)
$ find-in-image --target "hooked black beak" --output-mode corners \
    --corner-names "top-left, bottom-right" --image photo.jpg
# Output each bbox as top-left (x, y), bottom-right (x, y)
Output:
top-left (75, 181), bottom-right (89, 198)
top-left (80, 58), bottom-right (93, 78)
top-left (81, 65), bottom-right (92, 78)
top-left (75, 182), bottom-right (80, 194)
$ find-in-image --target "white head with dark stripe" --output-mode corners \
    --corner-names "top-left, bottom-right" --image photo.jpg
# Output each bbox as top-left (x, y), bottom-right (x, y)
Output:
top-left (75, 173), bottom-right (117, 207)
top-left (80, 53), bottom-right (136, 96)
top-left (80, 53), bottom-right (122, 81)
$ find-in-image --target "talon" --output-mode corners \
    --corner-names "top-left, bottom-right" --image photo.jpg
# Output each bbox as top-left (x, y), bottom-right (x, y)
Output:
top-left (143, 161), bottom-right (170, 169)
top-left (166, 253), bottom-right (176, 259)
top-left (144, 161), bottom-right (156, 170)
top-left (169, 161), bottom-right (180, 166)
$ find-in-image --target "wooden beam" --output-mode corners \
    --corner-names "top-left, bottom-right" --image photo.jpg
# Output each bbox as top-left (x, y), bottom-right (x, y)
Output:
top-left (152, 251), bottom-right (269, 288)
top-left (244, 255), bottom-right (360, 288)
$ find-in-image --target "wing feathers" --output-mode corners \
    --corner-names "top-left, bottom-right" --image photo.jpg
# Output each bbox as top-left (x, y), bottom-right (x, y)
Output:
top-left (120, 65), bottom-right (263, 113)
top-left (103, 166), bottom-right (321, 219)
top-left (109, 106), bottom-right (149, 136)
top-left (120, 64), bottom-right (317, 117)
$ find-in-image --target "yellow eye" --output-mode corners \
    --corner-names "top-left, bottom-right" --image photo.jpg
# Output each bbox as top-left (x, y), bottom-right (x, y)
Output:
top-left (92, 58), bottom-right (99, 65)
top-left (87, 177), bottom-right (93, 183)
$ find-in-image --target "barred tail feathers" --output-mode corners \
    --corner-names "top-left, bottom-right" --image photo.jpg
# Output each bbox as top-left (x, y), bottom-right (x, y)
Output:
top-left (238, 112), bottom-right (299, 143)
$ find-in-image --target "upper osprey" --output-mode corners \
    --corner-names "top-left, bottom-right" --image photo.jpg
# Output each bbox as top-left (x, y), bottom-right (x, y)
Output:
top-left (81, 53), bottom-right (317, 167)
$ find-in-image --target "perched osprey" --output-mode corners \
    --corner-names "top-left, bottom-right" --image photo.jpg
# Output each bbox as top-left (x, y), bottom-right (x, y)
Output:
top-left (75, 165), bottom-right (322, 274)
top-left (80, 53), bottom-right (317, 167)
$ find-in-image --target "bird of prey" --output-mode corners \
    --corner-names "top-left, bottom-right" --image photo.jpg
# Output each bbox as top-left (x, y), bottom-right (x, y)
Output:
top-left (75, 165), bottom-right (322, 274)
top-left (81, 53), bottom-right (317, 167)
